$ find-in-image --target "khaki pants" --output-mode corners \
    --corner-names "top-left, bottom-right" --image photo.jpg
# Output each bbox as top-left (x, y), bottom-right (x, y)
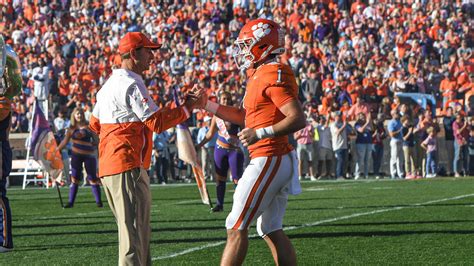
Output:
top-left (201, 146), bottom-right (215, 179)
top-left (102, 168), bottom-right (151, 266)
top-left (445, 140), bottom-right (454, 174)
top-left (403, 146), bottom-right (415, 175)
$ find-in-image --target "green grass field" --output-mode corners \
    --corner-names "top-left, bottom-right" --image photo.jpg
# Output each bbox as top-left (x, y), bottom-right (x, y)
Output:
top-left (2, 177), bottom-right (474, 265)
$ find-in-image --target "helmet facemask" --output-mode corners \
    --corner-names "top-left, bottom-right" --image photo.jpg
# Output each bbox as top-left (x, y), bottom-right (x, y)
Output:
top-left (232, 37), bottom-right (256, 70)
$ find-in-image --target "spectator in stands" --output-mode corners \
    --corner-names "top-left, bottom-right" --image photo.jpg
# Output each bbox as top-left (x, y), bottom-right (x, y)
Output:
top-left (316, 115), bottom-right (333, 179)
top-left (414, 110), bottom-right (432, 178)
top-left (54, 109), bottom-right (70, 132)
top-left (442, 107), bottom-right (456, 176)
top-left (372, 116), bottom-right (387, 179)
top-left (354, 112), bottom-right (372, 179)
top-left (388, 109), bottom-right (404, 179)
top-left (153, 131), bottom-right (172, 185)
top-left (31, 59), bottom-right (50, 116)
top-left (468, 127), bottom-right (474, 175)
top-left (170, 51), bottom-right (185, 76)
top-left (294, 118), bottom-right (316, 181)
top-left (452, 113), bottom-right (469, 177)
top-left (197, 116), bottom-right (217, 180)
top-left (421, 127), bottom-right (438, 178)
top-left (401, 116), bottom-right (416, 179)
top-left (53, 109), bottom-right (71, 184)
top-left (347, 96), bottom-right (369, 121)
top-left (330, 111), bottom-right (349, 180)
top-left (300, 65), bottom-right (321, 104)
top-left (310, 115), bottom-right (320, 177)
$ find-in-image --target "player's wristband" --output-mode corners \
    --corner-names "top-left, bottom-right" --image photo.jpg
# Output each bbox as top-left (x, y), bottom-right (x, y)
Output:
top-left (205, 100), bottom-right (219, 114)
top-left (256, 126), bottom-right (275, 140)
top-left (182, 106), bottom-right (191, 118)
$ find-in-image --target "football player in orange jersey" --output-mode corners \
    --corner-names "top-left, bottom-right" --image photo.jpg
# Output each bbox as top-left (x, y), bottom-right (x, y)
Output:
top-left (199, 19), bottom-right (305, 265)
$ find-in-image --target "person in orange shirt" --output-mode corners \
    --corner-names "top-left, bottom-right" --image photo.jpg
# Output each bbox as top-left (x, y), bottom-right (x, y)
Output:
top-left (297, 21), bottom-right (312, 43)
top-left (362, 73), bottom-right (377, 99)
top-left (347, 96), bottom-right (370, 121)
top-left (199, 19), bottom-right (305, 266)
top-left (322, 73), bottom-right (335, 91)
top-left (58, 71), bottom-right (70, 104)
top-left (440, 73), bottom-right (458, 107)
top-left (350, 0), bottom-right (366, 16)
top-left (89, 32), bottom-right (204, 265)
top-left (287, 5), bottom-right (303, 30)
top-left (216, 23), bottom-right (231, 45)
top-left (444, 91), bottom-right (462, 112)
top-left (459, 74), bottom-right (474, 95)
top-left (347, 76), bottom-right (361, 104)
top-left (320, 89), bottom-right (335, 116)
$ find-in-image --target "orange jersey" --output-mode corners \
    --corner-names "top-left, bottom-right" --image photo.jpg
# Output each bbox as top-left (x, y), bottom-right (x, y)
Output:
top-left (243, 63), bottom-right (298, 159)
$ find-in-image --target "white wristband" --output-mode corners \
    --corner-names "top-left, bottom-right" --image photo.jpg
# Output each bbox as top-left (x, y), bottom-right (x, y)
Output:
top-left (256, 126), bottom-right (275, 140)
top-left (205, 100), bottom-right (219, 114)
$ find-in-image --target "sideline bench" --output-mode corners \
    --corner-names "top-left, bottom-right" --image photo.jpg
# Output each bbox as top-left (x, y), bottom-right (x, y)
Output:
top-left (10, 159), bottom-right (48, 189)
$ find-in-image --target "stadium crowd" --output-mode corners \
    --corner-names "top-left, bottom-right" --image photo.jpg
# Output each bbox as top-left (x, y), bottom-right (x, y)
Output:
top-left (2, 0), bottom-right (474, 181)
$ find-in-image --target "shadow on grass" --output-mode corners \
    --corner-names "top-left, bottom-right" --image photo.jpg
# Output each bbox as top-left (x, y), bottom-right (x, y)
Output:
top-left (15, 241), bottom-right (118, 251)
top-left (16, 215), bottom-right (113, 221)
top-left (16, 236), bottom-right (227, 251)
top-left (287, 230), bottom-right (474, 239)
top-left (12, 196), bottom-right (61, 202)
top-left (14, 217), bottom-right (221, 226)
top-left (14, 225), bottom-right (223, 238)
top-left (13, 221), bottom-right (116, 229)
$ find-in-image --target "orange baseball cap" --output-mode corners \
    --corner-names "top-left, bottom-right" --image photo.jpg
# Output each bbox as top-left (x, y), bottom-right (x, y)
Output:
top-left (118, 32), bottom-right (161, 54)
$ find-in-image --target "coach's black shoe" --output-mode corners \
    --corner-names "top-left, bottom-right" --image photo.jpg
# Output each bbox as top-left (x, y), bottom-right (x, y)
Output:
top-left (97, 202), bottom-right (103, 208)
top-left (63, 203), bottom-right (73, 208)
top-left (211, 205), bottom-right (223, 213)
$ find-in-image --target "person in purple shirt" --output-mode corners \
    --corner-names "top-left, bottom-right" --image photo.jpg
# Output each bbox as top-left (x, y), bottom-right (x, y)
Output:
top-left (197, 92), bottom-right (243, 212)
top-left (57, 107), bottom-right (102, 208)
top-left (452, 113), bottom-right (469, 177)
top-left (315, 19), bottom-right (332, 42)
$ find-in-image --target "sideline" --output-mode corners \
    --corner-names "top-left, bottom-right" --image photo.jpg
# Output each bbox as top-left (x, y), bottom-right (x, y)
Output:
top-left (152, 193), bottom-right (474, 261)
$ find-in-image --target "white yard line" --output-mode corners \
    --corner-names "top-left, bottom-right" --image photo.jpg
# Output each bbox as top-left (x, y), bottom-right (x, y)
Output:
top-left (35, 210), bottom-right (112, 220)
top-left (152, 193), bottom-right (474, 261)
top-left (174, 199), bottom-right (204, 205)
top-left (305, 187), bottom-right (333, 191)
